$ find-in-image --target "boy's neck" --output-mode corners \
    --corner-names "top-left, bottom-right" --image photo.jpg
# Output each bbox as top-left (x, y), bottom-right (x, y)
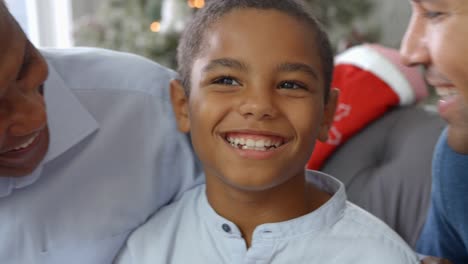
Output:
top-left (205, 173), bottom-right (331, 248)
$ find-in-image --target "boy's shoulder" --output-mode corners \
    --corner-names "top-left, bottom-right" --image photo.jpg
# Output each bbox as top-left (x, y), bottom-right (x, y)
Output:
top-left (304, 170), bottom-right (418, 263)
top-left (40, 47), bottom-right (177, 97)
top-left (127, 185), bottom-right (203, 242)
top-left (340, 202), bottom-right (409, 241)
top-left (330, 202), bottom-right (418, 262)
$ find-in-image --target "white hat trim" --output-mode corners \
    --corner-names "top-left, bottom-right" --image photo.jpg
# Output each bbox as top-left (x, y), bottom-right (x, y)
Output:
top-left (334, 45), bottom-right (415, 106)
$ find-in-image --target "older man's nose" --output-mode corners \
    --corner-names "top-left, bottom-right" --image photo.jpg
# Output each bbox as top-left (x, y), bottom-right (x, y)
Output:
top-left (400, 15), bottom-right (430, 67)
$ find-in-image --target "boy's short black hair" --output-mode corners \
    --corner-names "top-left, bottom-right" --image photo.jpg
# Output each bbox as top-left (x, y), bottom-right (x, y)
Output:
top-left (177, 0), bottom-right (334, 101)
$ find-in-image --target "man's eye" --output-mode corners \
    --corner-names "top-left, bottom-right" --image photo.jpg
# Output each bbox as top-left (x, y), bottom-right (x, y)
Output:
top-left (17, 43), bottom-right (33, 81)
top-left (423, 10), bottom-right (444, 19)
top-left (17, 60), bottom-right (31, 81)
top-left (213, 77), bottom-right (240, 86)
top-left (278, 81), bottom-right (306, 90)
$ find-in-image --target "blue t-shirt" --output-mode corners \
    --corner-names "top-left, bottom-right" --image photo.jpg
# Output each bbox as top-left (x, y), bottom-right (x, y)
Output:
top-left (417, 128), bottom-right (468, 264)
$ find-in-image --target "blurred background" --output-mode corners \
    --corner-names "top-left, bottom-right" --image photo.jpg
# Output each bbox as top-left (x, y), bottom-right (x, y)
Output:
top-left (7, 0), bottom-right (412, 69)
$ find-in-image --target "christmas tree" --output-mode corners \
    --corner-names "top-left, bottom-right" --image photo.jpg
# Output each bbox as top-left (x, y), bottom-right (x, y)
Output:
top-left (74, 0), bottom-right (377, 68)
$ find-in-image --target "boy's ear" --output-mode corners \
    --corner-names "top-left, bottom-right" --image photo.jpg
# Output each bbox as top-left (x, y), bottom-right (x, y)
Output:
top-left (318, 88), bottom-right (339, 142)
top-left (170, 79), bottom-right (191, 133)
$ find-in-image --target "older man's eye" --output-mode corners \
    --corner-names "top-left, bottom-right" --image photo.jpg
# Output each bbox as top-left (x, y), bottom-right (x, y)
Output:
top-left (278, 81), bottom-right (307, 90)
top-left (423, 10), bottom-right (445, 19)
top-left (213, 76), bottom-right (240, 86)
top-left (17, 42), bottom-right (34, 81)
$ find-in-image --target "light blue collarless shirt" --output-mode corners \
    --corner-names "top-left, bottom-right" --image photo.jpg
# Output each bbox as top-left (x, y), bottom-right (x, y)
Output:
top-left (0, 48), bottom-right (203, 264)
top-left (117, 170), bottom-right (418, 264)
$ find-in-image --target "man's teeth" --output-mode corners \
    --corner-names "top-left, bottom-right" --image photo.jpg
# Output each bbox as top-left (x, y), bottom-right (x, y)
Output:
top-left (436, 87), bottom-right (458, 98)
top-left (13, 135), bottom-right (37, 151)
top-left (227, 137), bottom-right (282, 151)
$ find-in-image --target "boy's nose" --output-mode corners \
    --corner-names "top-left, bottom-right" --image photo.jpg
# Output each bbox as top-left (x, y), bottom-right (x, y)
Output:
top-left (238, 89), bottom-right (278, 120)
top-left (400, 15), bottom-right (430, 67)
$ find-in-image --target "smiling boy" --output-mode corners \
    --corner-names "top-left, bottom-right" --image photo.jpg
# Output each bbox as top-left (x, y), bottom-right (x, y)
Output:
top-left (116, 1), bottom-right (419, 263)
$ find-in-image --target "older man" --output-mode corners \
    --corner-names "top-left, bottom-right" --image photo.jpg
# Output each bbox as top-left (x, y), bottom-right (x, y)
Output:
top-left (0, 1), bottom-right (202, 263)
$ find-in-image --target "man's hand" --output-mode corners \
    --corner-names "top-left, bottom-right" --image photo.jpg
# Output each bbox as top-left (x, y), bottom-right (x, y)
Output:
top-left (421, 256), bottom-right (453, 264)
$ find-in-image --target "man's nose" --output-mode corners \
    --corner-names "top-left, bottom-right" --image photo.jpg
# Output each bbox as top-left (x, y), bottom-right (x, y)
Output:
top-left (3, 89), bottom-right (47, 137)
top-left (400, 14), bottom-right (430, 67)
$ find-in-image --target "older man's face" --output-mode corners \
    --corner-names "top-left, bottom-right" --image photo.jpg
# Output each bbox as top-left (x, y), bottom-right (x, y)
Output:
top-left (0, 9), bottom-right (50, 177)
top-left (400, 0), bottom-right (468, 120)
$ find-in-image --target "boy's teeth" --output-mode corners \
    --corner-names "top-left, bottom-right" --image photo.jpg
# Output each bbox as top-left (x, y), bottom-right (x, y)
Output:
top-left (255, 140), bottom-right (264, 148)
top-left (226, 136), bottom-right (282, 150)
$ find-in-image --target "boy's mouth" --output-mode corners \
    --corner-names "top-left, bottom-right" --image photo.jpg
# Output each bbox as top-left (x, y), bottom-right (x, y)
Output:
top-left (223, 132), bottom-right (287, 152)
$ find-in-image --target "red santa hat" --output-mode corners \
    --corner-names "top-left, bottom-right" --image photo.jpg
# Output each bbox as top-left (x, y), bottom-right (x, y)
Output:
top-left (307, 44), bottom-right (428, 170)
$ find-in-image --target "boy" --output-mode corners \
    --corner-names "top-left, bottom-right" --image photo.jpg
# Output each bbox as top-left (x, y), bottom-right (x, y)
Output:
top-left (116, 0), bottom-right (419, 263)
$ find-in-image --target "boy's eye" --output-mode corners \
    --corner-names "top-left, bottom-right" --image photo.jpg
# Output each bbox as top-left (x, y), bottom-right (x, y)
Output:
top-left (278, 81), bottom-right (306, 90)
top-left (213, 76), bottom-right (240, 86)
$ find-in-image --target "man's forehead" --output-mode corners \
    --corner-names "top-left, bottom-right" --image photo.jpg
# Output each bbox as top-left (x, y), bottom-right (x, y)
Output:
top-left (0, 1), bottom-right (15, 34)
top-left (0, 18), bottom-right (10, 53)
top-left (0, 0), bottom-right (8, 17)
top-left (0, 14), bottom-right (15, 53)
top-left (0, 9), bottom-right (25, 83)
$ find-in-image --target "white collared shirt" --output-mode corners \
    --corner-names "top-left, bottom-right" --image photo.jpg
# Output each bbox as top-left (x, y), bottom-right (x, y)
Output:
top-left (117, 170), bottom-right (419, 264)
top-left (0, 48), bottom-right (203, 264)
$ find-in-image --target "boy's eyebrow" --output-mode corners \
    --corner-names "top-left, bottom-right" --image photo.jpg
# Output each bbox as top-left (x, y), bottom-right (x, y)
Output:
top-left (277, 63), bottom-right (319, 80)
top-left (202, 58), bottom-right (249, 73)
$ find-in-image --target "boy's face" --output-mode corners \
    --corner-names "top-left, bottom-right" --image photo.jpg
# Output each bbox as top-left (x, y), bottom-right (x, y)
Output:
top-left (171, 9), bottom-right (337, 191)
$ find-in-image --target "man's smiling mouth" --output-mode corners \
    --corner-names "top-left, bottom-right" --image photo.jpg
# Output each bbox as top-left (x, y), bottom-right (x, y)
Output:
top-left (1, 132), bottom-right (40, 154)
top-left (435, 87), bottom-right (458, 100)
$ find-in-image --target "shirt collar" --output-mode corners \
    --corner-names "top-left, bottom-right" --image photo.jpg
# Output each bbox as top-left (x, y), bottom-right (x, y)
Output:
top-left (0, 59), bottom-right (99, 198)
top-left (199, 170), bottom-right (347, 240)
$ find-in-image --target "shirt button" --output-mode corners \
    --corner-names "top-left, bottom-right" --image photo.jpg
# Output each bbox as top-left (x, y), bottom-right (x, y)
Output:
top-left (222, 223), bottom-right (231, 233)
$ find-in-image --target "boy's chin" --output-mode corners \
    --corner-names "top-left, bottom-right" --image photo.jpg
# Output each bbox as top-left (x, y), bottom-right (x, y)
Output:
top-left (220, 173), bottom-right (297, 192)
